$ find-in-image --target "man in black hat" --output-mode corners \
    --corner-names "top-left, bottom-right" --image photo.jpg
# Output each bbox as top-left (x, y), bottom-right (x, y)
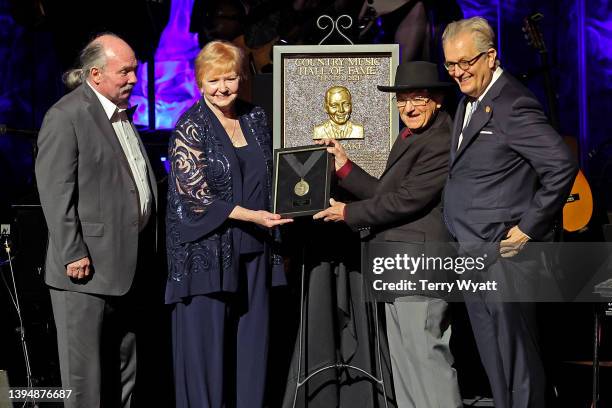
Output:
top-left (314, 61), bottom-right (462, 408)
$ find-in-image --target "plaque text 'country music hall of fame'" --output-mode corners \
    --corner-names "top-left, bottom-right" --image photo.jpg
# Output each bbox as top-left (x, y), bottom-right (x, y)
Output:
top-left (274, 45), bottom-right (399, 178)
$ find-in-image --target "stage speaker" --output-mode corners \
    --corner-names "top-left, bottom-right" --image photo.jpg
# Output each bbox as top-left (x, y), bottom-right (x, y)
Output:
top-left (11, 204), bottom-right (47, 293)
top-left (0, 370), bottom-right (9, 408)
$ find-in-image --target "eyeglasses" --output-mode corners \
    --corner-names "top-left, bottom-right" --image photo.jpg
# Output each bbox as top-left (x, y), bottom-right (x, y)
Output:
top-left (393, 96), bottom-right (430, 108)
top-left (443, 52), bottom-right (486, 72)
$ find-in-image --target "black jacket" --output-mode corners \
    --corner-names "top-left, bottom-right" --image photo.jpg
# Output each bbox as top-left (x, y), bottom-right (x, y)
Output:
top-left (341, 110), bottom-right (452, 243)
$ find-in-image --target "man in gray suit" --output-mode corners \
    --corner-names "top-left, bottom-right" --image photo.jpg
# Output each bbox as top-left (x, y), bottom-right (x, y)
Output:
top-left (35, 34), bottom-right (157, 408)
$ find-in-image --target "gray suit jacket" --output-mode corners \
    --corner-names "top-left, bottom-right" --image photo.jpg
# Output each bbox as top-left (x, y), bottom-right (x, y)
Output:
top-left (35, 84), bottom-right (158, 296)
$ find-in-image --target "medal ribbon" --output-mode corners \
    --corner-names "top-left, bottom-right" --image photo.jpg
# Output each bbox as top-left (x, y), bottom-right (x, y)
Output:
top-left (283, 150), bottom-right (324, 180)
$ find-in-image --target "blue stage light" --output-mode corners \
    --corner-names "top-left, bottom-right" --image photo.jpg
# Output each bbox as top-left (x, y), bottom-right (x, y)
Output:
top-left (130, 0), bottom-right (200, 129)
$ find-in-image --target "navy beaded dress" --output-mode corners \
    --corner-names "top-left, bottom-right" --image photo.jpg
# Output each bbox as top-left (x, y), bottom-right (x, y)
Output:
top-left (165, 98), bottom-right (284, 408)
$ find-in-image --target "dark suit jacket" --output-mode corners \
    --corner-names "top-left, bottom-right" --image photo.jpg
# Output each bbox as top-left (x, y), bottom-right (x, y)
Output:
top-left (36, 84), bottom-right (158, 296)
top-left (444, 71), bottom-right (578, 244)
top-left (340, 111), bottom-right (452, 242)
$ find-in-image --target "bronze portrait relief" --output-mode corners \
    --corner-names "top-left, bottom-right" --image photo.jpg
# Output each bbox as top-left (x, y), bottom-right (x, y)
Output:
top-left (313, 86), bottom-right (364, 140)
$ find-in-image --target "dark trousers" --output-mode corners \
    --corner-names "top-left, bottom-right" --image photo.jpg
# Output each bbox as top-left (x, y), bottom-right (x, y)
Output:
top-left (49, 288), bottom-right (137, 408)
top-left (172, 253), bottom-right (269, 408)
top-left (464, 258), bottom-right (547, 408)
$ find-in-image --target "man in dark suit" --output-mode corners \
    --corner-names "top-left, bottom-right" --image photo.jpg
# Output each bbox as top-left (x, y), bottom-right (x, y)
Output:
top-left (314, 61), bottom-right (462, 408)
top-left (442, 17), bottom-right (577, 408)
top-left (35, 34), bottom-right (157, 407)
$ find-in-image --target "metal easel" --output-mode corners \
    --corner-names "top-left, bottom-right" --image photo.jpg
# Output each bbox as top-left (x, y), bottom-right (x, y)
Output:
top-left (291, 239), bottom-right (388, 408)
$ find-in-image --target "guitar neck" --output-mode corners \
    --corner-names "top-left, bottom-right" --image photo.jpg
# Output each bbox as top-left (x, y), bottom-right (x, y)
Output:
top-left (538, 50), bottom-right (560, 131)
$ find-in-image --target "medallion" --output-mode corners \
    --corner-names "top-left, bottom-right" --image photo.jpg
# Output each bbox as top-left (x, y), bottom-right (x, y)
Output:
top-left (294, 179), bottom-right (310, 196)
top-left (283, 151), bottom-right (323, 197)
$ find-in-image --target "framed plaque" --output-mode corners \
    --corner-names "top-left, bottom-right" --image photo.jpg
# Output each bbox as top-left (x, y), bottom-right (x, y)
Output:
top-left (273, 44), bottom-right (399, 178)
top-left (273, 145), bottom-right (333, 217)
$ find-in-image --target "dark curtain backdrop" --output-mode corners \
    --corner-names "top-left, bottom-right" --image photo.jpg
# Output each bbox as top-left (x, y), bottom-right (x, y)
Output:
top-left (1, 0), bottom-right (611, 403)
top-left (2, 0), bottom-right (611, 215)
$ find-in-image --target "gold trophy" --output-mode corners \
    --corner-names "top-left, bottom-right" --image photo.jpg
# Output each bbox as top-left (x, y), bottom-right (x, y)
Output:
top-left (313, 86), bottom-right (364, 139)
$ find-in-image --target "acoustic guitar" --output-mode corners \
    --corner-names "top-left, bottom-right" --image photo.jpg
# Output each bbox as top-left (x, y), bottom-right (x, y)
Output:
top-left (564, 169), bottom-right (594, 232)
top-left (523, 13), bottom-right (593, 232)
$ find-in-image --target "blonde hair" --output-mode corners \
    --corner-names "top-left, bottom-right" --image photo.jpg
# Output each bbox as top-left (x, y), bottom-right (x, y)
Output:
top-left (442, 17), bottom-right (500, 67)
top-left (194, 41), bottom-right (245, 88)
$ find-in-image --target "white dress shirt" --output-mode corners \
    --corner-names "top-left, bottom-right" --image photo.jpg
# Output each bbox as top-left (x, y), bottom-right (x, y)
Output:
top-left (87, 82), bottom-right (152, 231)
top-left (457, 66), bottom-right (504, 150)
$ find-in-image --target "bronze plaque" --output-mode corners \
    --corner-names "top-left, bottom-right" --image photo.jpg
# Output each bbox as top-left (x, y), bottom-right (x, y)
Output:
top-left (273, 45), bottom-right (399, 178)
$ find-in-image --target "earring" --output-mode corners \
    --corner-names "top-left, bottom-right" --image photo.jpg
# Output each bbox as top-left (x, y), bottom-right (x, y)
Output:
top-left (436, 104), bottom-right (442, 109)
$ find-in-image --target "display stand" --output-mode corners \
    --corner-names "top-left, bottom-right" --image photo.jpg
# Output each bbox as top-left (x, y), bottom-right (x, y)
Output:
top-left (290, 241), bottom-right (388, 408)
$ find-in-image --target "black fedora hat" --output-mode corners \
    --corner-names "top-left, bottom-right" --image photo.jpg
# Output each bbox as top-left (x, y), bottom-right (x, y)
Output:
top-left (377, 61), bottom-right (453, 92)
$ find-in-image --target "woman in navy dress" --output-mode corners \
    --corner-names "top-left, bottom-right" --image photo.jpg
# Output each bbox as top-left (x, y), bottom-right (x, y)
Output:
top-left (166, 40), bottom-right (292, 408)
